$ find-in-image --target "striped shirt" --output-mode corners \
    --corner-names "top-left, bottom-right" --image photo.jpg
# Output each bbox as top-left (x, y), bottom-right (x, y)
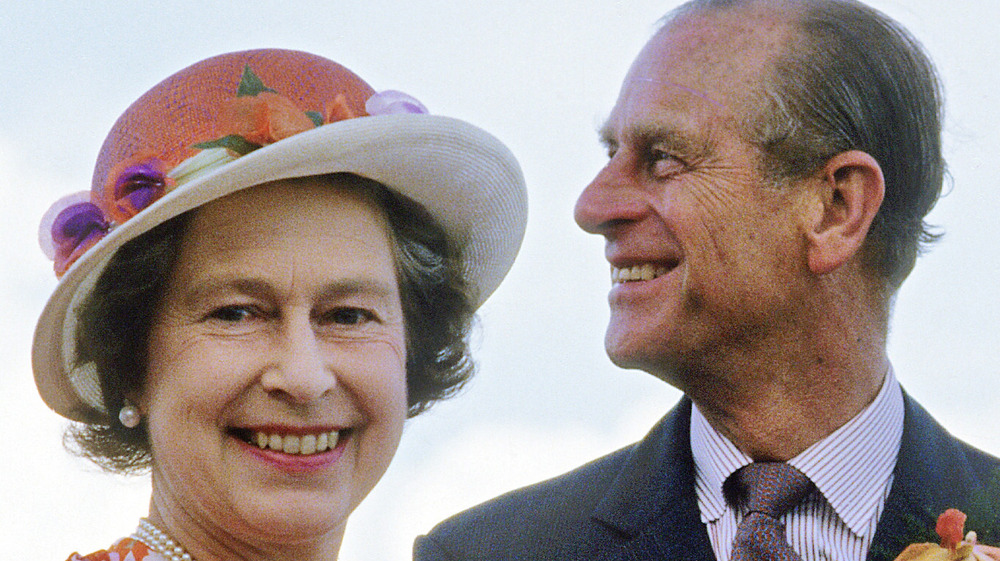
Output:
top-left (691, 367), bottom-right (904, 561)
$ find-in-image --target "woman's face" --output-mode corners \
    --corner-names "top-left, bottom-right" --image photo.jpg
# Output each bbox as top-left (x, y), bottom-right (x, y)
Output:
top-left (141, 177), bottom-right (407, 555)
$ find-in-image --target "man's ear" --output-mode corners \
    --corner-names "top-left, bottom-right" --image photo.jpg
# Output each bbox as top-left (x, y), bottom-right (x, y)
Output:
top-left (805, 150), bottom-right (885, 275)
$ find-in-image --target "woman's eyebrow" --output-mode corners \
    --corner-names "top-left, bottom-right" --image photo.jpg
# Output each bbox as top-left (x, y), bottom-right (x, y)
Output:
top-left (314, 278), bottom-right (399, 302)
top-left (178, 277), bottom-right (275, 307)
top-left (180, 276), bottom-right (398, 305)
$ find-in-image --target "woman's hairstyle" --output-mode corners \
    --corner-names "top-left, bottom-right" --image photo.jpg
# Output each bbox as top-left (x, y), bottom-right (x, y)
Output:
top-left (67, 173), bottom-right (476, 473)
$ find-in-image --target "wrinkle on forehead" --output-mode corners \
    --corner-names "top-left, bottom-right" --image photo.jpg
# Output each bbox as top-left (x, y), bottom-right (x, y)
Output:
top-left (633, 77), bottom-right (724, 109)
top-left (602, 74), bottom-right (730, 155)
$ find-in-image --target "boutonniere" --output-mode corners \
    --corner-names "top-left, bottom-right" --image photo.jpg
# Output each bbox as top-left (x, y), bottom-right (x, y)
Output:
top-left (894, 509), bottom-right (1000, 561)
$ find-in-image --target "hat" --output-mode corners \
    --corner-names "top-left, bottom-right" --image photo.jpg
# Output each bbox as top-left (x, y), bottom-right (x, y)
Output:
top-left (33, 48), bottom-right (527, 421)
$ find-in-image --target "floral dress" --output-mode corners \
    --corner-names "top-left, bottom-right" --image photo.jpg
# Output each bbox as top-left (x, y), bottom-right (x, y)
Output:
top-left (66, 538), bottom-right (167, 561)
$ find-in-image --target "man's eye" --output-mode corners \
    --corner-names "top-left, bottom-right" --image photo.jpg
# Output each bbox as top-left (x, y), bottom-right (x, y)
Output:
top-left (650, 150), bottom-right (686, 179)
top-left (208, 305), bottom-right (255, 322)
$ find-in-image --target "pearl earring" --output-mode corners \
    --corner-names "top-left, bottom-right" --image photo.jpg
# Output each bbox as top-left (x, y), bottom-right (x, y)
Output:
top-left (118, 401), bottom-right (141, 428)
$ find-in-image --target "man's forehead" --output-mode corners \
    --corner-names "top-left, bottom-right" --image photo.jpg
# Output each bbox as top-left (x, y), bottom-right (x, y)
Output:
top-left (627, 77), bottom-right (724, 110)
top-left (600, 8), bottom-right (795, 144)
top-left (599, 72), bottom-right (729, 146)
top-left (628, 6), bottom-right (796, 98)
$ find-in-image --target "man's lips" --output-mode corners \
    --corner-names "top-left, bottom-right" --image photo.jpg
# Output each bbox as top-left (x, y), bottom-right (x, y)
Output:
top-left (611, 262), bottom-right (676, 285)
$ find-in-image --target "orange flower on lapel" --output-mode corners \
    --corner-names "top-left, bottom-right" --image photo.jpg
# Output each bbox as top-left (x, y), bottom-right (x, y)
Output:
top-left (894, 509), bottom-right (1000, 561)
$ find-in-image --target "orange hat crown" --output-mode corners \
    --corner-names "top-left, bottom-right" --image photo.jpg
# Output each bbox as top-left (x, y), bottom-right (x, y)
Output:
top-left (40, 49), bottom-right (434, 277)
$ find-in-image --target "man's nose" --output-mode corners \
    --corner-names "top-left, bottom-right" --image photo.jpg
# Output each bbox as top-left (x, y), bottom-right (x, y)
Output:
top-left (260, 316), bottom-right (336, 404)
top-left (574, 155), bottom-right (647, 236)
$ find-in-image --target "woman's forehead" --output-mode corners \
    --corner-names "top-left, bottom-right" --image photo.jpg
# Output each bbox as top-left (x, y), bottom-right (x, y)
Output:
top-left (170, 178), bottom-right (399, 292)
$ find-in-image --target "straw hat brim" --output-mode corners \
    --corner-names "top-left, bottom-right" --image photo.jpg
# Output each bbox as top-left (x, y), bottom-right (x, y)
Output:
top-left (33, 113), bottom-right (527, 421)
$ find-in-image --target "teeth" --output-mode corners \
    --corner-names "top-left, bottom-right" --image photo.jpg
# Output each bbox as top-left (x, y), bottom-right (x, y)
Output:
top-left (612, 264), bottom-right (670, 284)
top-left (301, 435), bottom-right (317, 455)
top-left (253, 430), bottom-right (341, 455)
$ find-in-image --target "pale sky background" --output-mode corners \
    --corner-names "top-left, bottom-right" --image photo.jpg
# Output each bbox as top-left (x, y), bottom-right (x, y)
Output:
top-left (2, 1), bottom-right (999, 559)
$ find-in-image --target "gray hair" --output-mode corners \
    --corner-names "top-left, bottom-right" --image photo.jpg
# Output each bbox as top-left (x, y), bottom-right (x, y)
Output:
top-left (665, 0), bottom-right (945, 291)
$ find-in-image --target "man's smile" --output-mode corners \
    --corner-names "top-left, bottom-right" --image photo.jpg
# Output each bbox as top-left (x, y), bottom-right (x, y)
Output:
top-left (611, 263), bottom-right (675, 285)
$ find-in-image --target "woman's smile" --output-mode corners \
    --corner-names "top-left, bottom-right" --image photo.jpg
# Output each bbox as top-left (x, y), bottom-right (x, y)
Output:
top-left (235, 427), bottom-right (346, 456)
top-left (142, 177), bottom-right (408, 548)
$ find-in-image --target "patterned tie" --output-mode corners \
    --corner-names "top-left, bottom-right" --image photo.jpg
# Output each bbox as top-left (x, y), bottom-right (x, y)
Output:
top-left (729, 462), bottom-right (815, 561)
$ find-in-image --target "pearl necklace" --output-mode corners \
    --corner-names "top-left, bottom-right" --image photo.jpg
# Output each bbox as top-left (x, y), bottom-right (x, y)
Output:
top-left (131, 518), bottom-right (195, 561)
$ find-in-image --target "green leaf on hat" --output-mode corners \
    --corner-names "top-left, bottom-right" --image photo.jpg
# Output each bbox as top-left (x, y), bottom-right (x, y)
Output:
top-left (192, 135), bottom-right (262, 155)
top-left (305, 111), bottom-right (324, 127)
top-left (237, 65), bottom-right (277, 97)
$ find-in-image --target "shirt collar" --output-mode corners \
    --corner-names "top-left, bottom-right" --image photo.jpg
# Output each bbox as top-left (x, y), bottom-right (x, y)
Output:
top-left (691, 366), bottom-right (904, 536)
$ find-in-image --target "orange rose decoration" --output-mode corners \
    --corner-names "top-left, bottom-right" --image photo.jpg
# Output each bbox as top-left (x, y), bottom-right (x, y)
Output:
top-left (223, 91), bottom-right (316, 145)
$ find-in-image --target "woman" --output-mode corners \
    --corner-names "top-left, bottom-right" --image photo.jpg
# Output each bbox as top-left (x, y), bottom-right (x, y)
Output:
top-left (32, 49), bottom-right (526, 560)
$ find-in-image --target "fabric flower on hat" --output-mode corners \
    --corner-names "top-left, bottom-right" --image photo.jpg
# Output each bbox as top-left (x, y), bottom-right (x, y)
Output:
top-left (103, 154), bottom-right (173, 225)
top-left (322, 94), bottom-right (358, 123)
top-left (222, 91), bottom-right (316, 145)
top-left (365, 89), bottom-right (429, 115)
top-left (38, 153), bottom-right (172, 278)
top-left (193, 65), bottom-right (378, 155)
top-left (39, 61), bottom-right (429, 279)
top-left (39, 192), bottom-right (111, 278)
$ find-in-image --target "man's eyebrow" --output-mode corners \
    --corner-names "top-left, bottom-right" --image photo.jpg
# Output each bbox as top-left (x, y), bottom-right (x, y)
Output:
top-left (597, 121), bottom-right (618, 150)
top-left (598, 120), bottom-right (714, 160)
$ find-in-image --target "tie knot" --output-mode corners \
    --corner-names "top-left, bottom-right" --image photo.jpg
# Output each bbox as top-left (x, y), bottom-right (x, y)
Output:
top-left (731, 462), bottom-right (814, 518)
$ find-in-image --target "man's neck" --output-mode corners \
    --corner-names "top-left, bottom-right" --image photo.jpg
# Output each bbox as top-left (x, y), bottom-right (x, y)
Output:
top-left (682, 280), bottom-right (889, 460)
top-left (685, 336), bottom-right (889, 459)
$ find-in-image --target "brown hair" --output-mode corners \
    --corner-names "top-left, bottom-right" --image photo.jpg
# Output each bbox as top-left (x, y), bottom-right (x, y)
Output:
top-left (67, 173), bottom-right (476, 473)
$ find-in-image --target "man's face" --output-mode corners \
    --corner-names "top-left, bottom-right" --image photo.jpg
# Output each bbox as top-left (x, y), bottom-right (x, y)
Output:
top-left (574, 9), bottom-right (814, 385)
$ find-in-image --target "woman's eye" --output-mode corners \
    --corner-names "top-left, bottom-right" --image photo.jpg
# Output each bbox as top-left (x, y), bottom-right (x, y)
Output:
top-left (320, 307), bottom-right (375, 326)
top-left (207, 305), bottom-right (256, 323)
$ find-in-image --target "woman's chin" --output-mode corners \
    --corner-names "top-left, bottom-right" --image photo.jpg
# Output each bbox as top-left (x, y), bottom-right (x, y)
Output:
top-left (235, 507), bottom-right (350, 548)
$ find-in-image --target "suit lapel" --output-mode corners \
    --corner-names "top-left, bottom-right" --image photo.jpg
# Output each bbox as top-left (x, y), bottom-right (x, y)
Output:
top-left (867, 393), bottom-right (979, 561)
top-left (555, 391), bottom-right (991, 561)
top-left (582, 398), bottom-right (717, 561)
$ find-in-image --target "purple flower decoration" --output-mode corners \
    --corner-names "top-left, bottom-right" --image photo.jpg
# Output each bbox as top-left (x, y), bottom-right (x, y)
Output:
top-left (107, 158), bottom-right (170, 224)
top-left (39, 192), bottom-right (111, 277)
top-left (365, 90), bottom-right (429, 116)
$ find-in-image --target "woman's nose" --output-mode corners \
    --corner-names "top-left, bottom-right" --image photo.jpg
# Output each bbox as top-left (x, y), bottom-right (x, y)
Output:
top-left (260, 316), bottom-right (336, 404)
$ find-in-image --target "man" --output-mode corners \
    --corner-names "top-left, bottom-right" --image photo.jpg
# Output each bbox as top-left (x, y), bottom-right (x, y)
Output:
top-left (415, 1), bottom-right (1000, 560)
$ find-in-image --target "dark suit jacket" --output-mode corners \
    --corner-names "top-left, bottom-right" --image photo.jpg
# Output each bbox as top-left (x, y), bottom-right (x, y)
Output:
top-left (415, 394), bottom-right (1000, 561)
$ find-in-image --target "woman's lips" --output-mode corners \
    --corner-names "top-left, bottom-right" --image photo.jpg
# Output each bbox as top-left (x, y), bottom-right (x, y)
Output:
top-left (230, 428), bottom-right (347, 456)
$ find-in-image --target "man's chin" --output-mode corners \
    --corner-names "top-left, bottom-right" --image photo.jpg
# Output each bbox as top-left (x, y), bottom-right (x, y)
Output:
top-left (605, 338), bottom-right (684, 384)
